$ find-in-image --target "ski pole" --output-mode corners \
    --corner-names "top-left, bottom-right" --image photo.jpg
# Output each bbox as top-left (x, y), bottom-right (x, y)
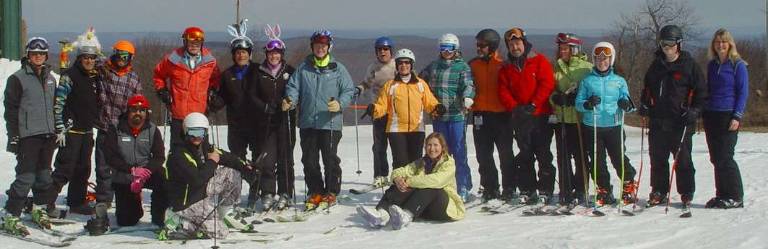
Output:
top-left (592, 111), bottom-right (599, 213)
top-left (354, 95), bottom-right (362, 175)
top-left (618, 111), bottom-right (626, 214)
top-left (632, 117), bottom-right (646, 211)
top-left (665, 90), bottom-right (694, 214)
top-left (575, 117), bottom-right (589, 205)
top-left (558, 99), bottom-right (570, 204)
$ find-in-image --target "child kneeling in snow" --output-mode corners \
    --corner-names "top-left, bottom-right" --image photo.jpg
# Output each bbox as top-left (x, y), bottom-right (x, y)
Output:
top-left (357, 132), bottom-right (465, 230)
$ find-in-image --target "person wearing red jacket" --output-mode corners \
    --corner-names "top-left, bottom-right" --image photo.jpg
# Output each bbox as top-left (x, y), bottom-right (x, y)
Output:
top-left (153, 26), bottom-right (222, 145)
top-left (497, 27), bottom-right (556, 205)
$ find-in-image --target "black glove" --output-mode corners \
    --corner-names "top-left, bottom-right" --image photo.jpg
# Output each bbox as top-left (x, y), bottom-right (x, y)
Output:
top-left (638, 104), bottom-right (649, 117)
top-left (264, 104), bottom-right (276, 115)
top-left (433, 104), bottom-right (447, 117)
top-left (518, 104), bottom-right (536, 115)
top-left (207, 89), bottom-right (225, 113)
top-left (157, 88), bottom-right (171, 104)
top-left (551, 93), bottom-right (565, 106)
top-left (681, 108), bottom-right (699, 125)
top-left (565, 93), bottom-right (577, 106)
top-left (6, 136), bottom-right (19, 154)
top-left (360, 104), bottom-right (374, 120)
top-left (618, 98), bottom-right (633, 112)
top-left (583, 96), bottom-right (601, 110)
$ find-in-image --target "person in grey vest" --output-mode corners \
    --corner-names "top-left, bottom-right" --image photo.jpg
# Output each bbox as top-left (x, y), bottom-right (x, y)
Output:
top-left (2, 37), bottom-right (59, 235)
top-left (84, 95), bottom-right (167, 235)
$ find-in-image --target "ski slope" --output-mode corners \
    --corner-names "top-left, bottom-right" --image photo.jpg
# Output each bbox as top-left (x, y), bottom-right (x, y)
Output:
top-left (1, 59), bottom-right (767, 248)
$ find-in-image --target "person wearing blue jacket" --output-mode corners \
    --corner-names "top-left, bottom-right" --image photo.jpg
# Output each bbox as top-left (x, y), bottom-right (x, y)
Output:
top-left (282, 30), bottom-right (355, 210)
top-left (703, 29), bottom-right (748, 209)
top-left (575, 42), bottom-right (637, 206)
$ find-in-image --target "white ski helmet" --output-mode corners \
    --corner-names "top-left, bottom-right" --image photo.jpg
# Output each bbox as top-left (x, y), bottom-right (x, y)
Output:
top-left (438, 33), bottom-right (460, 51)
top-left (73, 27), bottom-right (102, 56)
top-left (394, 48), bottom-right (416, 63)
top-left (592, 41), bottom-right (616, 67)
top-left (183, 112), bottom-right (209, 133)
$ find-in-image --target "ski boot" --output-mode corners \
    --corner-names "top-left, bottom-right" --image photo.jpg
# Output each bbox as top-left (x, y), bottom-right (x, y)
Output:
top-left (681, 194), bottom-right (693, 208)
top-left (596, 188), bottom-right (616, 206)
top-left (621, 180), bottom-right (638, 204)
top-left (2, 214), bottom-right (29, 236)
top-left (388, 205), bottom-right (412, 230)
top-left (481, 189), bottom-right (501, 203)
top-left (458, 187), bottom-right (471, 203)
top-left (321, 193), bottom-right (337, 208)
top-left (500, 189), bottom-right (518, 204)
top-left (275, 194), bottom-right (293, 211)
top-left (646, 191), bottom-right (668, 207)
top-left (518, 191), bottom-right (539, 205)
top-left (84, 203), bottom-right (110, 236)
top-left (304, 193), bottom-right (323, 211)
top-left (30, 205), bottom-right (52, 229)
top-left (356, 205), bottom-right (390, 228)
top-left (261, 194), bottom-right (276, 211)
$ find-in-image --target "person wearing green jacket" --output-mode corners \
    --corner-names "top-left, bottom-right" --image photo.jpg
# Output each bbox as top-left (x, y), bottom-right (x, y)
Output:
top-left (356, 132), bottom-right (465, 230)
top-left (550, 33), bottom-right (593, 206)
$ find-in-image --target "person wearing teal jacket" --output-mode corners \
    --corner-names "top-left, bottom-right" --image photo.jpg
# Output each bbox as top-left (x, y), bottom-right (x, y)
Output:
top-left (282, 30), bottom-right (355, 209)
top-left (550, 33), bottom-right (593, 205)
top-left (575, 42), bottom-right (637, 206)
top-left (418, 33), bottom-right (475, 202)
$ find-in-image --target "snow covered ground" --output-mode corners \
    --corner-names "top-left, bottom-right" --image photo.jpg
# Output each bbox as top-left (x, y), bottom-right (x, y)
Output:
top-left (1, 59), bottom-right (767, 248)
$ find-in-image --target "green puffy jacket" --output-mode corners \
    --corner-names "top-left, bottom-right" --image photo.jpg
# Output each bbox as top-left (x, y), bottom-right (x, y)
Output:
top-left (552, 54), bottom-right (593, 123)
top-left (391, 154), bottom-right (465, 220)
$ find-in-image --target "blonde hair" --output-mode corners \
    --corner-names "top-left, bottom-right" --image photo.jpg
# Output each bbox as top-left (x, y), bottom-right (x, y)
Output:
top-left (425, 132), bottom-right (449, 158)
top-left (708, 28), bottom-right (748, 65)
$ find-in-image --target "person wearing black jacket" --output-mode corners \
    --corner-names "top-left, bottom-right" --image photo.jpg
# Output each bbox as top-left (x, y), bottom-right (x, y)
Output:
top-left (247, 37), bottom-right (297, 211)
top-left (640, 25), bottom-right (707, 208)
top-left (163, 112), bottom-right (251, 239)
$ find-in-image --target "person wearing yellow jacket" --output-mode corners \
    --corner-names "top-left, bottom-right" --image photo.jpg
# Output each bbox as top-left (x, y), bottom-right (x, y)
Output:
top-left (356, 132), bottom-right (465, 230)
top-left (363, 48), bottom-right (445, 169)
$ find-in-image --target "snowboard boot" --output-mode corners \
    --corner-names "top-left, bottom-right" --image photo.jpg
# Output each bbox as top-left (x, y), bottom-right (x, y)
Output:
top-left (681, 194), bottom-right (693, 208)
top-left (711, 198), bottom-right (744, 209)
top-left (356, 205), bottom-right (390, 228)
top-left (646, 191), bottom-right (668, 207)
top-left (31, 205), bottom-right (52, 229)
top-left (537, 193), bottom-right (551, 205)
top-left (305, 193), bottom-right (323, 211)
top-left (596, 188), bottom-right (616, 206)
top-left (84, 203), bottom-right (110, 236)
top-left (500, 189), bottom-right (518, 204)
top-left (275, 194), bottom-right (293, 211)
top-left (2, 214), bottom-right (29, 236)
top-left (518, 191), bottom-right (539, 205)
top-left (261, 194), bottom-right (276, 211)
top-left (705, 197), bottom-right (721, 209)
top-left (621, 180), bottom-right (638, 204)
top-left (388, 205), bottom-right (412, 230)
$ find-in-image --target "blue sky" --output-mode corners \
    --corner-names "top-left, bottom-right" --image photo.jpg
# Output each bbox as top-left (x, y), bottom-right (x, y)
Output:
top-left (23, 0), bottom-right (765, 35)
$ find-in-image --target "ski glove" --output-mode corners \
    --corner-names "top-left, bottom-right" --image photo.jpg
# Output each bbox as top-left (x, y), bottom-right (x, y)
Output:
top-left (681, 108), bottom-right (699, 125)
top-left (618, 98), bottom-right (633, 112)
top-left (361, 104), bottom-right (374, 120)
top-left (157, 88), bottom-right (171, 105)
top-left (517, 104), bottom-right (536, 116)
top-left (6, 136), bottom-right (19, 154)
top-left (354, 85), bottom-right (364, 97)
top-left (130, 167), bottom-right (152, 193)
top-left (207, 89), bottom-right (225, 113)
top-left (637, 104), bottom-right (649, 117)
top-left (551, 92), bottom-right (565, 106)
top-left (566, 93), bottom-right (577, 106)
top-left (583, 96), bottom-right (601, 110)
top-left (463, 98), bottom-right (474, 109)
top-left (433, 104), bottom-right (447, 117)
top-left (281, 97), bottom-right (293, 111)
top-left (55, 132), bottom-right (66, 147)
top-left (327, 99), bottom-right (341, 113)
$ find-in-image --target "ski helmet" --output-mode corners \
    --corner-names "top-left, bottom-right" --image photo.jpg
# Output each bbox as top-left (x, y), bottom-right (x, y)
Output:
top-left (394, 48), bottom-right (416, 64)
top-left (658, 25), bottom-right (683, 49)
top-left (503, 27), bottom-right (527, 48)
top-left (126, 94), bottom-right (150, 110)
top-left (25, 37), bottom-right (49, 53)
top-left (475, 29), bottom-right (501, 52)
top-left (183, 112), bottom-right (209, 135)
top-left (556, 32), bottom-right (583, 55)
top-left (592, 41), bottom-right (616, 67)
top-left (375, 36), bottom-right (394, 50)
top-left (263, 24), bottom-right (286, 54)
top-left (310, 29), bottom-right (334, 51)
top-left (439, 33), bottom-right (460, 51)
top-left (182, 26), bottom-right (205, 49)
top-left (230, 37), bottom-right (254, 55)
top-left (265, 39), bottom-right (286, 53)
top-left (112, 40), bottom-right (136, 55)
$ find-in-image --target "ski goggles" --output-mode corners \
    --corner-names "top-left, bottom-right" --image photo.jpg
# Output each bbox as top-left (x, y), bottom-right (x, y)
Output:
top-left (114, 50), bottom-right (133, 61)
top-left (505, 28), bottom-right (525, 41)
top-left (81, 54), bottom-right (98, 60)
top-left (184, 30), bottom-right (205, 42)
top-left (395, 58), bottom-right (413, 65)
top-left (439, 43), bottom-right (457, 52)
top-left (186, 127), bottom-right (207, 139)
top-left (26, 37), bottom-right (50, 52)
top-left (476, 42), bottom-right (490, 48)
top-left (659, 40), bottom-right (678, 47)
top-left (265, 40), bottom-right (285, 51)
top-left (311, 35), bottom-right (331, 45)
top-left (593, 46), bottom-right (613, 57)
top-left (556, 33), bottom-right (582, 45)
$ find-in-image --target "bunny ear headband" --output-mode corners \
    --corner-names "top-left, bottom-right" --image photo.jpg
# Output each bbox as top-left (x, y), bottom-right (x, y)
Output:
top-left (264, 24), bottom-right (286, 50)
top-left (227, 18), bottom-right (253, 45)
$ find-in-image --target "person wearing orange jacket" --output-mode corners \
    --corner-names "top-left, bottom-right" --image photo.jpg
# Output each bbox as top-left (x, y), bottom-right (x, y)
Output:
top-left (468, 29), bottom-right (514, 202)
top-left (153, 26), bottom-right (222, 146)
top-left (497, 27), bottom-right (555, 205)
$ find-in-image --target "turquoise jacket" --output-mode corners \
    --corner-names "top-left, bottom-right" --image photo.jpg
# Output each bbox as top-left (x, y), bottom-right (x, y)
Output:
top-left (285, 55), bottom-right (355, 131)
top-left (575, 68), bottom-right (630, 128)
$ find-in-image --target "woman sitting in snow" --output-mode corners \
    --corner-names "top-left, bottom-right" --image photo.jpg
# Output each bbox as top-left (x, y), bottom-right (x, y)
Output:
top-left (356, 132), bottom-right (465, 230)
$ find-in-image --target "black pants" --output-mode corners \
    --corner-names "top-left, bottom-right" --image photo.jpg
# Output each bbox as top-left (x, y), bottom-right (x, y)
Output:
top-left (94, 129), bottom-right (114, 203)
top-left (649, 122), bottom-right (695, 197)
top-left (372, 116), bottom-right (390, 178)
top-left (554, 123), bottom-right (588, 201)
top-left (584, 125), bottom-right (637, 192)
top-left (228, 127), bottom-right (260, 201)
top-left (532, 118), bottom-right (556, 195)
top-left (703, 111), bottom-right (743, 200)
top-left (299, 128), bottom-right (342, 195)
top-left (472, 112), bottom-right (515, 194)
top-left (376, 186), bottom-right (451, 221)
top-left (112, 173), bottom-right (167, 227)
top-left (387, 132), bottom-right (424, 169)
top-left (4, 135), bottom-right (57, 216)
top-left (50, 131), bottom-right (94, 207)
top-left (170, 119), bottom-right (184, 148)
top-left (508, 113), bottom-right (535, 193)
top-left (254, 122), bottom-right (296, 197)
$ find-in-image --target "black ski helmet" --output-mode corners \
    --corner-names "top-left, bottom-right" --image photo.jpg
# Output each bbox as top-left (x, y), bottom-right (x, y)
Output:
top-left (475, 29), bottom-right (501, 52)
top-left (659, 25), bottom-right (683, 43)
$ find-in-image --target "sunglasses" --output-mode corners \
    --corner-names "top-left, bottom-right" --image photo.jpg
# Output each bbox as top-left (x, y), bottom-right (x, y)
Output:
top-left (476, 43), bottom-right (489, 48)
top-left (593, 46), bottom-right (613, 57)
top-left (396, 59), bottom-right (413, 65)
top-left (376, 46), bottom-right (391, 51)
top-left (28, 51), bottom-right (47, 57)
top-left (81, 55), bottom-right (98, 60)
top-left (186, 127), bottom-right (207, 139)
top-left (128, 106), bottom-right (148, 113)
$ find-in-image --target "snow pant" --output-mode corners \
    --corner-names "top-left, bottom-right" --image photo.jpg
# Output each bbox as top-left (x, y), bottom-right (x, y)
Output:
top-left (584, 125), bottom-right (637, 192)
top-left (169, 119), bottom-right (184, 148)
top-left (228, 127), bottom-right (260, 202)
top-left (433, 120), bottom-right (471, 193)
top-left (176, 167), bottom-right (242, 239)
top-left (376, 186), bottom-right (451, 221)
top-left (531, 117), bottom-right (556, 195)
top-left (509, 112), bottom-right (535, 194)
top-left (648, 121), bottom-right (695, 198)
top-left (299, 128), bottom-right (342, 195)
top-left (254, 122), bottom-right (297, 198)
top-left (94, 129), bottom-right (114, 203)
top-left (49, 131), bottom-right (94, 207)
top-left (703, 111), bottom-right (743, 201)
top-left (472, 112), bottom-right (515, 194)
top-left (112, 173), bottom-right (168, 227)
top-left (554, 123), bottom-right (587, 202)
top-left (4, 135), bottom-right (57, 216)
top-left (387, 132), bottom-right (425, 169)
top-left (372, 116), bottom-right (390, 178)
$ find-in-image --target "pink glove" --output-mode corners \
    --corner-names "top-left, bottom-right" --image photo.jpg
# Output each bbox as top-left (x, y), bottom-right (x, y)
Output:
top-left (130, 167), bottom-right (152, 193)
top-left (130, 178), bottom-right (146, 193)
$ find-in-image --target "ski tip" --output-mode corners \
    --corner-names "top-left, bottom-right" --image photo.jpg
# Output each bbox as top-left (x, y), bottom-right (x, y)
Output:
top-left (592, 210), bottom-right (606, 217)
top-left (680, 212), bottom-right (692, 218)
top-left (621, 210), bottom-right (636, 216)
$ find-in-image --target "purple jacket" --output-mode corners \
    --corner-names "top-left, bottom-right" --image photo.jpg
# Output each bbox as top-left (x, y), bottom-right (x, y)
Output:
top-left (705, 59), bottom-right (748, 120)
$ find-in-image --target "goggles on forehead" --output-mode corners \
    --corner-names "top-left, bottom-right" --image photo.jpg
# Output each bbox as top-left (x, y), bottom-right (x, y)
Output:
top-left (27, 38), bottom-right (50, 51)
top-left (186, 127), bottom-right (207, 139)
